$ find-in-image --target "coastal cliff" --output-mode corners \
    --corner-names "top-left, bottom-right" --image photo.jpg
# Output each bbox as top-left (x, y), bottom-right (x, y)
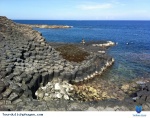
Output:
top-left (0, 16), bottom-right (150, 111)
top-left (0, 16), bottom-right (114, 107)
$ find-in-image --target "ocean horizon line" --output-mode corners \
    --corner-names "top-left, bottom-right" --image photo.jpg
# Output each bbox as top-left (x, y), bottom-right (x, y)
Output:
top-left (13, 19), bottom-right (150, 21)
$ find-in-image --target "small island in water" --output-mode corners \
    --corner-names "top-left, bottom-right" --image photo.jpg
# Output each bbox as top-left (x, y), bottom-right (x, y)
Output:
top-left (0, 16), bottom-right (150, 111)
top-left (23, 24), bottom-right (73, 29)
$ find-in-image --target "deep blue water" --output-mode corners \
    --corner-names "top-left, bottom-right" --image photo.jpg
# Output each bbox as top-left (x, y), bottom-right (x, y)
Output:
top-left (14, 20), bottom-right (150, 81)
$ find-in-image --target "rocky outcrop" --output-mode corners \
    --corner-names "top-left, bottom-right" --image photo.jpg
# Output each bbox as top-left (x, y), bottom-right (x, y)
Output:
top-left (35, 81), bottom-right (74, 101)
top-left (0, 16), bottom-right (150, 111)
top-left (92, 41), bottom-right (115, 47)
top-left (0, 16), bottom-right (114, 102)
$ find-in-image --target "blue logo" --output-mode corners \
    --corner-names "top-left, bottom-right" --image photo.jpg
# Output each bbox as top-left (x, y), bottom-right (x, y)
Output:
top-left (135, 106), bottom-right (142, 113)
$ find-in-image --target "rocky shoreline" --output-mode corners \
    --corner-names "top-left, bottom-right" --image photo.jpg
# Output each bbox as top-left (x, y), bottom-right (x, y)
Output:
top-left (0, 16), bottom-right (150, 111)
top-left (22, 24), bottom-right (72, 29)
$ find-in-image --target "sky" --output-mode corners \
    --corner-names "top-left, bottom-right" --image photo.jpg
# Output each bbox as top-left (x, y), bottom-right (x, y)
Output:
top-left (0, 0), bottom-right (150, 20)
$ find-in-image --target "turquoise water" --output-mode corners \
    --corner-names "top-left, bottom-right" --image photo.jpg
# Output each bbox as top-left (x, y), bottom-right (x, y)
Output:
top-left (14, 20), bottom-right (150, 80)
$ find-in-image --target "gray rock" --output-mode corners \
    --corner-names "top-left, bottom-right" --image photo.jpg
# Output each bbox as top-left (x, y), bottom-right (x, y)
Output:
top-left (70, 71), bottom-right (77, 80)
top-left (54, 69), bottom-right (60, 78)
top-left (22, 84), bottom-right (28, 90)
top-left (87, 107), bottom-right (98, 111)
top-left (65, 72), bottom-right (72, 81)
top-left (48, 70), bottom-right (53, 82)
top-left (28, 80), bottom-right (35, 89)
top-left (76, 70), bottom-right (82, 77)
top-left (120, 106), bottom-right (129, 111)
top-left (23, 75), bottom-right (32, 84)
top-left (20, 72), bottom-right (27, 78)
top-left (23, 90), bottom-right (32, 97)
top-left (0, 80), bottom-right (5, 93)
top-left (24, 52), bottom-right (30, 58)
top-left (5, 73), bottom-right (14, 80)
top-left (0, 71), bottom-right (7, 78)
top-left (13, 70), bottom-right (22, 76)
top-left (2, 105), bottom-right (15, 111)
top-left (3, 79), bottom-right (10, 88)
top-left (96, 106), bottom-right (105, 111)
top-left (0, 94), bottom-right (3, 100)
top-left (104, 107), bottom-right (115, 111)
top-left (8, 93), bottom-right (19, 102)
top-left (42, 72), bottom-right (49, 86)
top-left (67, 103), bottom-right (87, 111)
top-left (2, 88), bottom-right (12, 98)
top-left (14, 76), bottom-right (23, 83)
top-left (0, 75), bottom-right (3, 79)
top-left (12, 98), bottom-right (22, 104)
top-left (0, 100), bottom-right (5, 106)
top-left (142, 103), bottom-right (150, 111)
top-left (74, 77), bottom-right (83, 83)
top-left (59, 72), bottom-right (65, 80)
top-left (4, 100), bottom-right (12, 105)
top-left (6, 67), bottom-right (12, 75)
top-left (11, 84), bottom-right (23, 94)
top-left (147, 83), bottom-right (150, 91)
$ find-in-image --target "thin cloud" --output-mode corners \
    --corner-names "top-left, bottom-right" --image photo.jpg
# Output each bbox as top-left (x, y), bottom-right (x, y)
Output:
top-left (78, 3), bottom-right (113, 10)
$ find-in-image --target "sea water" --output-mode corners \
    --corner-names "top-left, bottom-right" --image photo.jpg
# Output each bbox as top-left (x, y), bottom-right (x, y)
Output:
top-left (14, 20), bottom-right (150, 81)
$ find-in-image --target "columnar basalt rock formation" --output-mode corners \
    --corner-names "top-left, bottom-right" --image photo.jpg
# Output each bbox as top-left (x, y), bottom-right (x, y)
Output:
top-left (0, 16), bottom-right (150, 111)
top-left (0, 16), bottom-right (115, 103)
